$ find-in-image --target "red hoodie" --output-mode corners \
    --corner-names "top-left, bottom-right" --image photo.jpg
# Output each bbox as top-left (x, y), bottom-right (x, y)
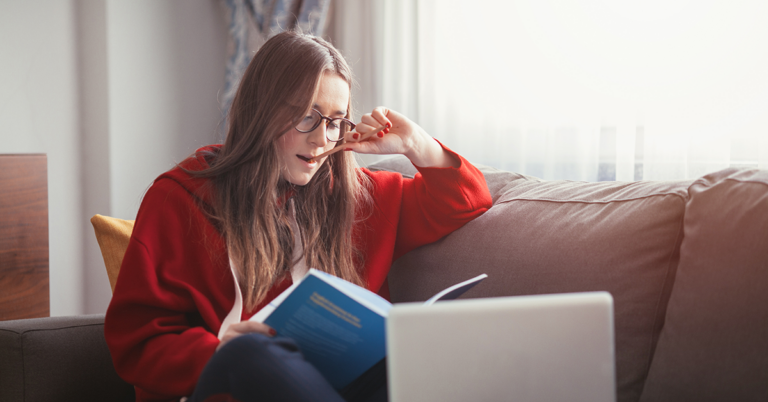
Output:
top-left (104, 143), bottom-right (492, 401)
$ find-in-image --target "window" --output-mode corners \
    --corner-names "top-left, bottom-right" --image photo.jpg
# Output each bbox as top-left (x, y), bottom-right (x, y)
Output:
top-left (336, 0), bottom-right (768, 180)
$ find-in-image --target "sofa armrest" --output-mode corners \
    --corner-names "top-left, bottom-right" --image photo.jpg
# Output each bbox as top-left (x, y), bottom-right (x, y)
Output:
top-left (0, 314), bottom-right (134, 402)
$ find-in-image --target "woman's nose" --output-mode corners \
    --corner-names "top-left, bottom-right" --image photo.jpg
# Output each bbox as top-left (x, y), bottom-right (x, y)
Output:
top-left (309, 122), bottom-right (329, 146)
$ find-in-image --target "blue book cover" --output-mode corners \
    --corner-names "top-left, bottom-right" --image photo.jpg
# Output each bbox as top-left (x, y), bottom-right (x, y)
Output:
top-left (251, 269), bottom-right (487, 390)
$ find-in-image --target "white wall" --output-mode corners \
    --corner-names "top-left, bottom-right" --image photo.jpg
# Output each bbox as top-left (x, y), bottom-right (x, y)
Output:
top-left (1, 1), bottom-right (84, 316)
top-left (78, 0), bottom-right (112, 317)
top-left (106, 0), bottom-right (227, 222)
top-left (1, 0), bottom-right (227, 316)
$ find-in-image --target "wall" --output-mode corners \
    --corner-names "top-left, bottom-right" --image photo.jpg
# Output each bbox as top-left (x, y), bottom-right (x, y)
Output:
top-left (0, 0), bottom-right (227, 316)
top-left (106, 1), bottom-right (227, 221)
top-left (1, 1), bottom-right (84, 316)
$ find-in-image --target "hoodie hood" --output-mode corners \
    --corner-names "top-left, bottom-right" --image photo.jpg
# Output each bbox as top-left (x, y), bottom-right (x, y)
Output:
top-left (155, 145), bottom-right (222, 207)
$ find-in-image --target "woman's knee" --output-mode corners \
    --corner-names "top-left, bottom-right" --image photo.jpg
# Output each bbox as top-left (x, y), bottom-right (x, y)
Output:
top-left (194, 333), bottom-right (343, 402)
top-left (217, 333), bottom-right (301, 363)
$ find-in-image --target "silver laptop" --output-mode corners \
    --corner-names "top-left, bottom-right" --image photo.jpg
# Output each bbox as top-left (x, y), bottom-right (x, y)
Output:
top-left (386, 292), bottom-right (615, 402)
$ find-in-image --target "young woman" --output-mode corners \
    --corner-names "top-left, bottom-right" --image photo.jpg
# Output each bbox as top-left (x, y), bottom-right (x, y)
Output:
top-left (104, 31), bottom-right (492, 402)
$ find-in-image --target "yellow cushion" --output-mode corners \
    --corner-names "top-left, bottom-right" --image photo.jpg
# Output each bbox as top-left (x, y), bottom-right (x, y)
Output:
top-left (90, 214), bottom-right (135, 293)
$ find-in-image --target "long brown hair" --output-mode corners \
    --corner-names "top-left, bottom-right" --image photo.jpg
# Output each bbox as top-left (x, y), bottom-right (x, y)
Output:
top-left (192, 31), bottom-right (371, 312)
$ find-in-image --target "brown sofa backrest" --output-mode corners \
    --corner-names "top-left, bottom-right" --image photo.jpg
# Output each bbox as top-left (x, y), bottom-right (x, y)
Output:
top-left (640, 168), bottom-right (768, 402)
top-left (369, 156), bottom-right (691, 402)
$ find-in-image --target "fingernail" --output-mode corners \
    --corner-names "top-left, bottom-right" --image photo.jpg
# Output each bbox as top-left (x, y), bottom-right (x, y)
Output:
top-left (352, 133), bottom-right (359, 139)
top-left (378, 132), bottom-right (384, 138)
top-left (269, 328), bottom-right (277, 336)
top-left (344, 148), bottom-right (353, 151)
top-left (384, 128), bottom-right (390, 134)
top-left (386, 122), bottom-right (391, 128)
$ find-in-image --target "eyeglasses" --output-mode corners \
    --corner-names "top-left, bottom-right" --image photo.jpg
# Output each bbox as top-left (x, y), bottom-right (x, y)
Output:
top-left (295, 109), bottom-right (356, 142)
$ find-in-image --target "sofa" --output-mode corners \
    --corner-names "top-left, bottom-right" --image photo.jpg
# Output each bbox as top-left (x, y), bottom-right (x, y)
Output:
top-left (1, 157), bottom-right (767, 402)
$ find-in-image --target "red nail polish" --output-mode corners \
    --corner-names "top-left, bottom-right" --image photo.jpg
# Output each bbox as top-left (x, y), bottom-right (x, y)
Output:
top-left (384, 128), bottom-right (390, 134)
top-left (269, 328), bottom-right (277, 336)
top-left (386, 122), bottom-right (391, 128)
top-left (352, 133), bottom-right (359, 139)
top-left (378, 132), bottom-right (384, 138)
top-left (344, 148), bottom-right (353, 151)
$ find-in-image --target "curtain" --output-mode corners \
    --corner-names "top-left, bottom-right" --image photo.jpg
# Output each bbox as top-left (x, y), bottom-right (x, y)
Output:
top-left (221, 0), bottom-right (332, 121)
top-left (335, 0), bottom-right (768, 180)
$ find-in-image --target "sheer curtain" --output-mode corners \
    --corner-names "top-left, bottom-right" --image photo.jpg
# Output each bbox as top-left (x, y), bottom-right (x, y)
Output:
top-left (335, 0), bottom-right (768, 180)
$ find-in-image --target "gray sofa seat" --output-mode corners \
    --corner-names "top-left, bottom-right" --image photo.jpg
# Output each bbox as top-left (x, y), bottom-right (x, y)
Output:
top-left (0, 314), bottom-right (134, 402)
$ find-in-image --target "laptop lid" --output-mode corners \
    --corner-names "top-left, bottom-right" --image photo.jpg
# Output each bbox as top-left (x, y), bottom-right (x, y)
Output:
top-left (386, 291), bottom-right (616, 402)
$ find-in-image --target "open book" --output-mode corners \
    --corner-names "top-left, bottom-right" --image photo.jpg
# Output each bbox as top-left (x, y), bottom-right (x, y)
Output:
top-left (249, 269), bottom-right (487, 390)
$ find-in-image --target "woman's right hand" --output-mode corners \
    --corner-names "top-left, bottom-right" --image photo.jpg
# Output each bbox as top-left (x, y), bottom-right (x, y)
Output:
top-left (217, 321), bottom-right (276, 352)
top-left (345, 107), bottom-right (458, 168)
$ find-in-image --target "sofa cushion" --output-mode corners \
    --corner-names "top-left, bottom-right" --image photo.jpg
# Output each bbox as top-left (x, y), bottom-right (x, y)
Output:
top-left (640, 168), bottom-right (768, 402)
top-left (370, 156), bottom-right (691, 402)
top-left (0, 314), bottom-right (134, 402)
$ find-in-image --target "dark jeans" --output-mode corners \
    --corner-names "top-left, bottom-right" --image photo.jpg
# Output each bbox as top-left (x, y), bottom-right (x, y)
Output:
top-left (188, 333), bottom-right (388, 402)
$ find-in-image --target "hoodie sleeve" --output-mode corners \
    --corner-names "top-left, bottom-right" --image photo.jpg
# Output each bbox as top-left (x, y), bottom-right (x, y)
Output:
top-left (104, 176), bottom-right (232, 400)
top-left (392, 141), bottom-right (492, 259)
top-left (361, 141), bottom-right (492, 268)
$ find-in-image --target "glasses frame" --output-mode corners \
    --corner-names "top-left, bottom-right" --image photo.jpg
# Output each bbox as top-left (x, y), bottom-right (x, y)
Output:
top-left (295, 109), bottom-right (356, 143)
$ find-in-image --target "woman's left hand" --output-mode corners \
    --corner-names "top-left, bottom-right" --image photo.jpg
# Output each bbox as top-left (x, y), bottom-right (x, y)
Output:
top-left (343, 107), bottom-right (459, 168)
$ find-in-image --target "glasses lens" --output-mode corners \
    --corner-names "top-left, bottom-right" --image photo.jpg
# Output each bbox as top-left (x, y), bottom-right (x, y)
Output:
top-left (296, 110), bottom-right (321, 132)
top-left (326, 119), bottom-right (354, 142)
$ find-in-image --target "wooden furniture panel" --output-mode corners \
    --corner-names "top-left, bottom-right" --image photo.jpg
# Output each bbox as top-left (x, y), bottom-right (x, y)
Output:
top-left (0, 154), bottom-right (49, 320)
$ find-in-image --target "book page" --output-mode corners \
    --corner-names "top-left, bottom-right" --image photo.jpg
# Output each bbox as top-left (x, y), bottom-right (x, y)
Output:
top-left (424, 273), bottom-right (488, 305)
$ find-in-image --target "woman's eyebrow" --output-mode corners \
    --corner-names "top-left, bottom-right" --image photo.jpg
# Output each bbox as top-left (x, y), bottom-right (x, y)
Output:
top-left (313, 104), bottom-right (346, 116)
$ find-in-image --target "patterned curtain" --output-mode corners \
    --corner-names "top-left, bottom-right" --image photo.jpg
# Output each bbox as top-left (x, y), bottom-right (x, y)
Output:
top-left (221, 0), bottom-right (331, 124)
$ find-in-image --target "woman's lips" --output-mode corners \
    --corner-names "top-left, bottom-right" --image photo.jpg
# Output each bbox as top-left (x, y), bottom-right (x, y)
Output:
top-left (296, 154), bottom-right (318, 164)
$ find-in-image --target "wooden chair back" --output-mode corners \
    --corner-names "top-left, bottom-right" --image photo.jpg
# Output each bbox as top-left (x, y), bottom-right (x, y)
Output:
top-left (0, 154), bottom-right (49, 320)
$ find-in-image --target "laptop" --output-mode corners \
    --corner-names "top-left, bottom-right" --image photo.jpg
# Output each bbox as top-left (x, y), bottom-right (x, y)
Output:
top-left (386, 291), bottom-right (616, 402)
